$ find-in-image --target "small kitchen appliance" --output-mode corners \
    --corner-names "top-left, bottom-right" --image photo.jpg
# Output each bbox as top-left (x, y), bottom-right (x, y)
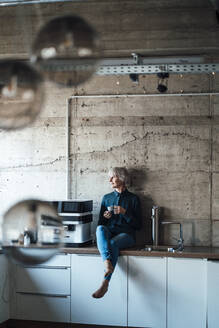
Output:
top-left (56, 200), bottom-right (93, 247)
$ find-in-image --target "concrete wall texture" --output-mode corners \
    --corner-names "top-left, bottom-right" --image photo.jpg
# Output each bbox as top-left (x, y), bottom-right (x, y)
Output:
top-left (0, 0), bottom-right (219, 246)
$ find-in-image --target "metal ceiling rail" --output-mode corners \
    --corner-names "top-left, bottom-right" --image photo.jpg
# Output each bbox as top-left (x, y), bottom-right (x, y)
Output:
top-left (38, 62), bottom-right (219, 75)
top-left (95, 55), bottom-right (219, 75)
top-left (96, 63), bottom-right (219, 75)
top-left (2, 55), bottom-right (218, 75)
top-left (38, 57), bottom-right (219, 75)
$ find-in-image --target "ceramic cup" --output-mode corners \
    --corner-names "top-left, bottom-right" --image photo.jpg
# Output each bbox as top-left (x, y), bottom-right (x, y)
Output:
top-left (113, 206), bottom-right (118, 214)
top-left (107, 205), bottom-right (114, 212)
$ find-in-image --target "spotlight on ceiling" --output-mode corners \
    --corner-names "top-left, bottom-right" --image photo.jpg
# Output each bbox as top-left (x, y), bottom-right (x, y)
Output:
top-left (129, 73), bottom-right (139, 84)
top-left (157, 72), bottom-right (169, 93)
top-left (31, 15), bottom-right (102, 87)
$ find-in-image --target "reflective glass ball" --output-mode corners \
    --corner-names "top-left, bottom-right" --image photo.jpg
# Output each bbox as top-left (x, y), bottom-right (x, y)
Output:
top-left (31, 15), bottom-right (101, 87)
top-left (2, 199), bottom-right (63, 265)
top-left (0, 60), bottom-right (44, 130)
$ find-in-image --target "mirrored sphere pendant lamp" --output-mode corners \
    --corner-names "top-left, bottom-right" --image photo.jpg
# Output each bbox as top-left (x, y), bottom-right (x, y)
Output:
top-left (31, 15), bottom-right (102, 87)
top-left (0, 60), bottom-right (44, 130)
top-left (1, 199), bottom-right (64, 265)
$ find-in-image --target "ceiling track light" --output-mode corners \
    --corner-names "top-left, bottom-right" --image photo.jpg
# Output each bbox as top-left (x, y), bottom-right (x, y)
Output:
top-left (129, 73), bottom-right (139, 84)
top-left (157, 72), bottom-right (169, 93)
top-left (157, 72), bottom-right (169, 79)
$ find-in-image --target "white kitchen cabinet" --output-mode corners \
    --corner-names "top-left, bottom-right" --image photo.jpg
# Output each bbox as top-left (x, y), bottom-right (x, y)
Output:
top-left (207, 260), bottom-right (219, 328)
top-left (127, 256), bottom-right (167, 328)
top-left (16, 294), bottom-right (70, 322)
top-left (14, 253), bottom-right (71, 323)
top-left (71, 254), bottom-right (128, 326)
top-left (16, 266), bottom-right (70, 295)
top-left (0, 254), bottom-right (9, 323)
top-left (167, 258), bottom-right (207, 328)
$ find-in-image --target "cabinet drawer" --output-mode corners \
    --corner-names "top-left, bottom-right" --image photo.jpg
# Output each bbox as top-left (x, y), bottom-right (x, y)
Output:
top-left (16, 293), bottom-right (70, 322)
top-left (33, 253), bottom-right (71, 267)
top-left (16, 266), bottom-right (70, 295)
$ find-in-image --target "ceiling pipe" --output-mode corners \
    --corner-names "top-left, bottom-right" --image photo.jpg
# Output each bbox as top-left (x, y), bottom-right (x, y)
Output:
top-left (0, 0), bottom-right (85, 6)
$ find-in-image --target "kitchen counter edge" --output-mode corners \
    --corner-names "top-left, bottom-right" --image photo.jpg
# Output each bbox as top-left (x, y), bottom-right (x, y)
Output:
top-left (2, 246), bottom-right (219, 259)
top-left (61, 246), bottom-right (219, 260)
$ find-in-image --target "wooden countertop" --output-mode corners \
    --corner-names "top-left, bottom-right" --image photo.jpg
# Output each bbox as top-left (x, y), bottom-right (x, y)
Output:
top-left (61, 245), bottom-right (219, 260)
top-left (2, 245), bottom-right (219, 260)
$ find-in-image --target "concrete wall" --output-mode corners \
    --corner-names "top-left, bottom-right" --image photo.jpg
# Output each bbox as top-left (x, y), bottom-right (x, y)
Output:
top-left (69, 73), bottom-right (219, 246)
top-left (0, 0), bottom-right (219, 246)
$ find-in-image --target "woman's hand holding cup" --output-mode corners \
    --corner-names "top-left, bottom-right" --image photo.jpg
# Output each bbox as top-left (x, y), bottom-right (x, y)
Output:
top-left (104, 205), bottom-right (126, 219)
top-left (104, 205), bottom-right (114, 219)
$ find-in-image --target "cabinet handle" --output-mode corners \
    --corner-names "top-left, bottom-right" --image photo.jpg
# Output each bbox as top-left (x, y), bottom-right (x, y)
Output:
top-left (17, 292), bottom-right (70, 298)
top-left (76, 254), bottom-right (99, 257)
top-left (20, 266), bottom-right (70, 269)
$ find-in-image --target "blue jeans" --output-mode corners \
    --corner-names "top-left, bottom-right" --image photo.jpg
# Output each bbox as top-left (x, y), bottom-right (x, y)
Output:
top-left (96, 225), bottom-right (135, 281)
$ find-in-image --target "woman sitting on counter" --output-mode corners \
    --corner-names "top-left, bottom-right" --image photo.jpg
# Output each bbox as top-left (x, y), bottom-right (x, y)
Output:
top-left (92, 167), bottom-right (142, 299)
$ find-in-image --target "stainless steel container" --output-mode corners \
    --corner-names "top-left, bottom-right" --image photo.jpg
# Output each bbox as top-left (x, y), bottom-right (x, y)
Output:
top-left (151, 206), bottom-right (160, 246)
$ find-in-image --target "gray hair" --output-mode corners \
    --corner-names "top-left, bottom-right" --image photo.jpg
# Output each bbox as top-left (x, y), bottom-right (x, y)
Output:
top-left (108, 167), bottom-right (130, 186)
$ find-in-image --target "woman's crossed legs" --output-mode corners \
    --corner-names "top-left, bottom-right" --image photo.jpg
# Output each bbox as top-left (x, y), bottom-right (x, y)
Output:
top-left (92, 225), bottom-right (135, 298)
